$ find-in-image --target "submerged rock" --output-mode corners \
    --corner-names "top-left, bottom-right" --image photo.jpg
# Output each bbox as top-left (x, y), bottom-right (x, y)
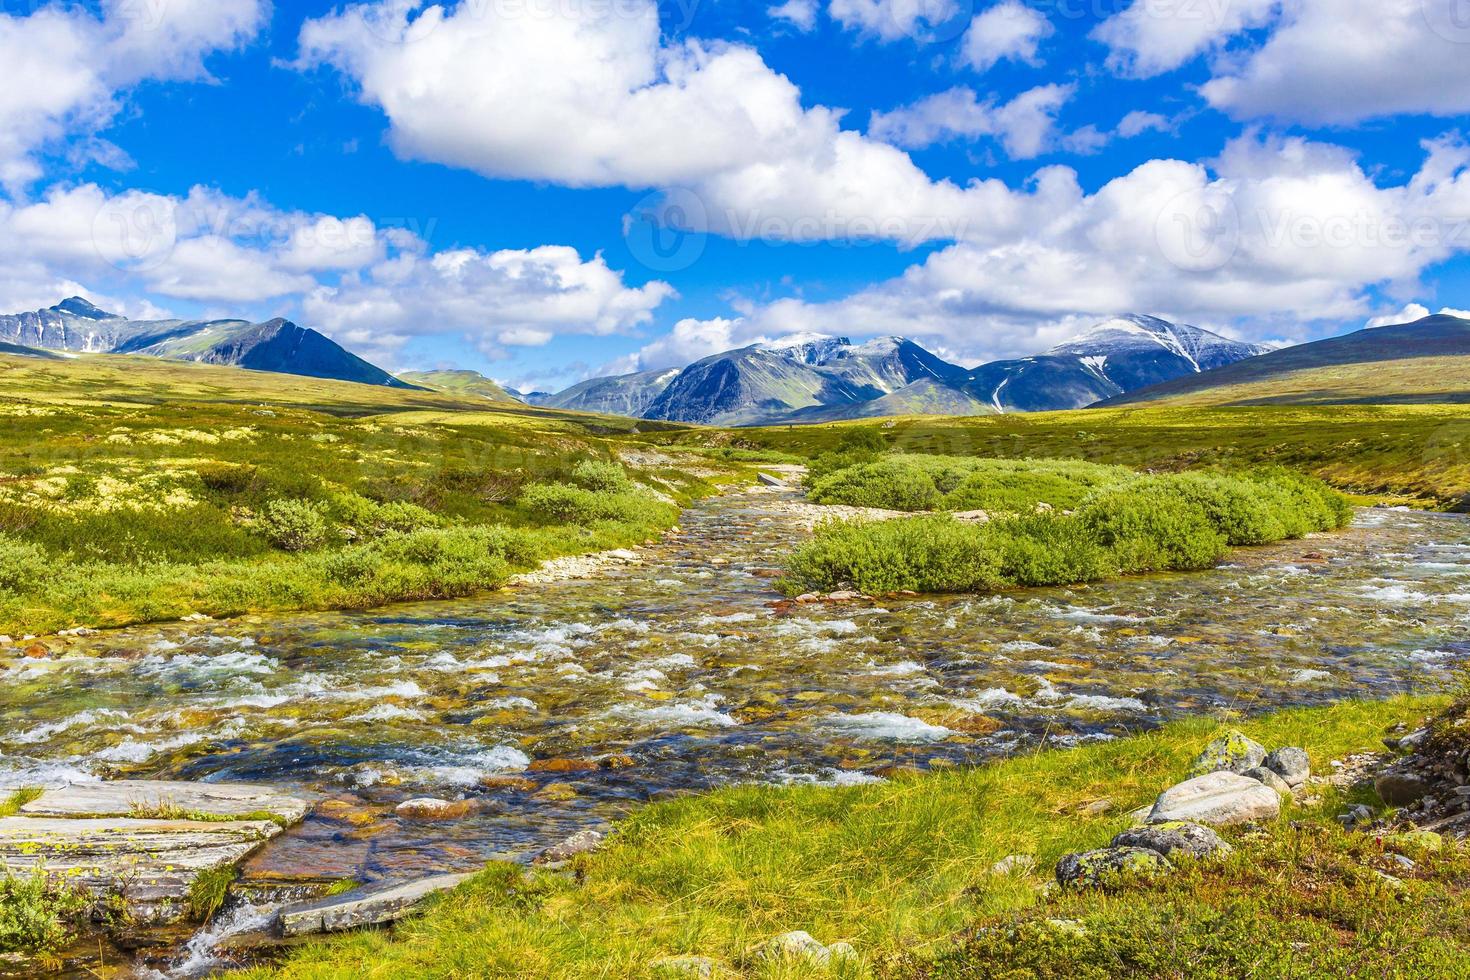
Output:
top-left (1188, 730), bottom-right (1267, 778)
top-left (1055, 847), bottom-right (1173, 888)
top-left (1148, 772), bottom-right (1280, 827)
top-left (1112, 821), bottom-right (1232, 860)
top-left (394, 798), bottom-right (474, 821)
top-left (1264, 747), bottom-right (1311, 788)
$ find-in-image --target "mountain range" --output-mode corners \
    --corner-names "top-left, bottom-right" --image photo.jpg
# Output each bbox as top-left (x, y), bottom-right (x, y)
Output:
top-left (0, 298), bottom-right (414, 389)
top-left (521, 315), bottom-right (1270, 426)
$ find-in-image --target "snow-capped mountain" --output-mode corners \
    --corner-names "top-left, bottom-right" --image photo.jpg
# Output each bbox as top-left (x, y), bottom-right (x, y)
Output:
top-left (0, 299), bottom-right (414, 389)
top-left (962, 315), bottom-right (1270, 414)
top-left (536, 367), bottom-right (683, 415)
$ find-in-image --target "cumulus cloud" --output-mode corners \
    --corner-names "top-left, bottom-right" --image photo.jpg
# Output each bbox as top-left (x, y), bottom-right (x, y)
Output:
top-left (961, 0), bottom-right (1052, 72)
top-left (769, 0), bottom-right (819, 31)
top-left (706, 133), bottom-right (1470, 364)
top-left (1092, 0), bottom-right (1276, 78)
top-left (0, 0), bottom-right (268, 191)
top-left (868, 85), bottom-right (1072, 159)
top-left (1366, 303), bottom-right (1431, 328)
top-left (297, 0), bottom-right (1066, 247)
top-left (1117, 110), bottom-right (1170, 138)
top-left (827, 0), bottom-right (963, 42)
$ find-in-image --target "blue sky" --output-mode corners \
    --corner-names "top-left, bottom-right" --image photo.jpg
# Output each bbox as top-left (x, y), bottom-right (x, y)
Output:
top-left (2, 0), bottom-right (1469, 393)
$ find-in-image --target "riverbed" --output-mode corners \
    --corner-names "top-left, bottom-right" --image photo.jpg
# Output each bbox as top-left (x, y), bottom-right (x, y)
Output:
top-left (3, 487), bottom-right (1469, 975)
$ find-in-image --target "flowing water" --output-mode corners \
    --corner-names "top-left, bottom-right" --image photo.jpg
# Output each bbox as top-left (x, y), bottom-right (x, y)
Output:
top-left (4, 487), bottom-right (1470, 973)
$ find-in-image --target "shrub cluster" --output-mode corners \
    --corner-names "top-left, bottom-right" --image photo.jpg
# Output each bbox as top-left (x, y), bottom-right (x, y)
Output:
top-left (782, 466), bottom-right (1352, 596)
top-left (0, 871), bottom-right (89, 956)
top-left (807, 454), bottom-right (1135, 513)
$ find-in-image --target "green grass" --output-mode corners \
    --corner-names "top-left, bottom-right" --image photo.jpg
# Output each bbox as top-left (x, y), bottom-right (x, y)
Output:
top-left (780, 467), bottom-right (1350, 596)
top-left (0, 787), bottom-right (41, 817)
top-left (0, 869), bottom-right (90, 957)
top-left (652, 403), bottom-right (1470, 510)
top-left (188, 866), bottom-right (238, 923)
top-left (0, 352), bottom-right (738, 636)
top-left (244, 695), bottom-right (1449, 979)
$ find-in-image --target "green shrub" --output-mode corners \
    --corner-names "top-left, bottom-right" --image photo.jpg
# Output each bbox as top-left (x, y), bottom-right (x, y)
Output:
top-left (808, 458), bottom-right (944, 511)
top-left (1075, 483), bottom-right (1228, 574)
top-left (260, 499), bottom-right (329, 552)
top-left (517, 482), bottom-right (669, 527)
top-left (196, 462), bottom-right (257, 494)
top-left (0, 534), bottom-right (51, 594)
top-left (986, 514), bottom-right (1119, 586)
top-left (569, 459), bottom-right (632, 493)
top-left (808, 454), bottom-right (1135, 513)
top-left (781, 516), bottom-right (1004, 595)
top-left (331, 494), bottom-right (440, 535)
top-left (0, 871), bottom-right (89, 955)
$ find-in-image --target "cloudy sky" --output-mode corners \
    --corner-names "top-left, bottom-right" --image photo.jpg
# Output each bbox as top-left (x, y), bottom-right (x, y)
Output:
top-left (3, 0), bottom-right (1469, 392)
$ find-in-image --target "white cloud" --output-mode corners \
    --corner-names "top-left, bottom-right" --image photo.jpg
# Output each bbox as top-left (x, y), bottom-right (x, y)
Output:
top-left (828, 0), bottom-right (962, 42)
top-left (1202, 0), bottom-right (1470, 124)
top-left (1092, 0), bottom-right (1276, 78)
top-left (769, 0), bottom-right (819, 31)
top-left (711, 132), bottom-right (1470, 364)
top-left (961, 0), bottom-right (1052, 72)
top-left (868, 85), bottom-right (1072, 159)
top-left (1366, 303), bottom-right (1430, 328)
top-left (303, 245), bottom-right (674, 359)
top-left (1117, 110), bottom-right (1169, 138)
top-left (628, 316), bottom-right (759, 370)
top-left (0, 0), bottom-right (268, 192)
top-left (298, 0), bottom-right (1066, 247)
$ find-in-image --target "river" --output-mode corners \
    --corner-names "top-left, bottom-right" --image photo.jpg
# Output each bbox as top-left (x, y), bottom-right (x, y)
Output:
top-left (3, 486), bottom-right (1469, 974)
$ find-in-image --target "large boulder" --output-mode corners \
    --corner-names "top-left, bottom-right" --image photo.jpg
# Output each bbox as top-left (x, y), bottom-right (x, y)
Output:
top-left (1188, 730), bottom-right (1267, 778)
top-left (1264, 747), bottom-right (1311, 788)
top-left (1111, 821), bottom-right (1232, 860)
top-left (1148, 772), bottom-right (1280, 827)
top-left (1055, 847), bottom-right (1172, 888)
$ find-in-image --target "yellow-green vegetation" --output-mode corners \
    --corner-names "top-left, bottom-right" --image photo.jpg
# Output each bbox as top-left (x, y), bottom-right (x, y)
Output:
top-left (781, 463), bottom-right (1350, 596)
top-left (0, 870), bottom-right (90, 957)
top-left (0, 787), bottom-right (41, 816)
top-left (188, 866), bottom-right (238, 923)
top-left (0, 352), bottom-right (729, 636)
top-left (245, 696), bottom-right (1449, 979)
top-left (666, 403), bottom-right (1470, 509)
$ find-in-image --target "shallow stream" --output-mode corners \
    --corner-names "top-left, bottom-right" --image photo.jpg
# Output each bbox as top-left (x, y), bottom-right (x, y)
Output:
top-left (3, 487), bottom-right (1469, 974)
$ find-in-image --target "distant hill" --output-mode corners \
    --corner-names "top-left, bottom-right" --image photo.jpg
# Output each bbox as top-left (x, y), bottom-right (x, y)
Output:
top-left (962, 315), bottom-right (1271, 413)
top-left (398, 369), bottom-right (519, 403)
top-left (0, 298), bottom-right (415, 389)
top-left (1103, 314), bottom-right (1470, 407)
top-left (540, 367), bottom-right (681, 415)
top-left (0, 340), bottom-right (60, 359)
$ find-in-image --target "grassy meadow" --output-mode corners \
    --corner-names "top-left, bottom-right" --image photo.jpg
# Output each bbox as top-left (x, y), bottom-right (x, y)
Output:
top-left (0, 353), bottom-right (736, 636)
top-left (666, 403), bottom-right (1470, 510)
top-left (245, 695), bottom-right (1455, 979)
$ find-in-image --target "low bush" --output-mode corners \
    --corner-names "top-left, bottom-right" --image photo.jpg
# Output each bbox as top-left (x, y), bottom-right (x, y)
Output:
top-left (196, 462), bottom-right (257, 494)
top-left (808, 454), bottom-right (1135, 513)
top-left (517, 482), bottom-right (671, 528)
top-left (0, 871), bottom-right (89, 956)
top-left (568, 459), bottom-right (633, 493)
top-left (0, 534), bottom-right (51, 594)
top-left (784, 466), bottom-right (1351, 595)
top-left (260, 499), bottom-right (329, 552)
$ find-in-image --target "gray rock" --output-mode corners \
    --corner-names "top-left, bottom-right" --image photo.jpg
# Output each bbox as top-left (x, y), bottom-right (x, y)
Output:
top-left (991, 854), bottom-right (1036, 875)
top-left (535, 829), bottom-right (604, 864)
top-left (1242, 767), bottom-right (1293, 795)
top-left (0, 815), bottom-right (282, 924)
top-left (1148, 772), bottom-right (1280, 827)
top-left (20, 779), bottom-right (313, 824)
top-left (1187, 730), bottom-right (1267, 777)
top-left (757, 473), bottom-right (786, 488)
top-left (1055, 846), bottom-right (1173, 888)
top-left (1264, 747), bottom-right (1311, 788)
top-left (1044, 919), bottom-right (1087, 938)
top-left (1375, 770), bottom-right (1432, 806)
top-left (1111, 821), bottom-right (1232, 860)
top-left (750, 931), bottom-right (851, 964)
top-left (649, 955), bottom-right (716, 978)
top-left (277, 873), bottom-right (474, 937)
top-left (1338, 803), bottom-right (1374, 828)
